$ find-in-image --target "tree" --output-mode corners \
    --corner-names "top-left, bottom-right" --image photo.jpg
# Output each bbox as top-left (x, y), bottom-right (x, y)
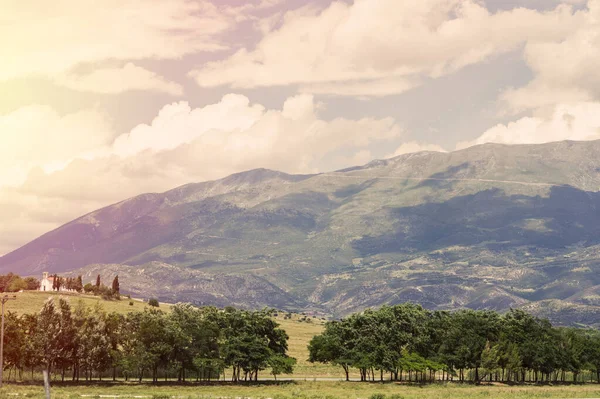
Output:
top-left (3, 312), bottom-right (25, 379)
top-left (112, 276), bottom-right (120, 296)
top-left (96, 275), bottom-right (101, 289)
top-left (35, 298), bottom-right (73, 380)
top-left (308, 321), bottom-right (353, 381)
top-left (480, 342), bottom-right (500, 382)
top-left (75, 276), bottom-right (84, 293)
top-left (268, 354), bottom-right (296, 380)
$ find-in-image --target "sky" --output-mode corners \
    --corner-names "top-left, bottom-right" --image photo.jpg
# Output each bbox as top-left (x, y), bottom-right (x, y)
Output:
top-left (1, 0), bottom-right (600, 255)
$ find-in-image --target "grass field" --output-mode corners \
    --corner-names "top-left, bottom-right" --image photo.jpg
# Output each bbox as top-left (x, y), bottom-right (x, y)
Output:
top-left (2, 381), bottom-right (600, 399)
top-left (2, 291), bottom-right (170, 315)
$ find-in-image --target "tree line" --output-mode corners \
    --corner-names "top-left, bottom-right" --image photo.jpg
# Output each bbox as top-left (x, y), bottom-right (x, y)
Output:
top-left (49, 274), bottom-right (121, 300)
top-left (3, 298), bottom-right (294, 383)
top-left (0, 273), bottom-right (40, 292)
top-left (308, 304), bottom-right (600, 384)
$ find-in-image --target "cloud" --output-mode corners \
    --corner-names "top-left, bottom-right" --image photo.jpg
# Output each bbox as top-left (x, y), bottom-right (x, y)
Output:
top-left (0, 105), bottom-right (113, 188)
top-left (0, 0), bottom-right (233, 82)
top-left (501, 0), bottom-right (600, 113)
top-left (457, 102), bottom-right (600, 149)
top-left (110, 94), bottom-right (402, 175)
top-left (112, 94), bottom-right (265, 157)
top-left (1, 94), bottom-right (403, 253)
top-left (190, 0), bottom-right (581, 96)
top-left (56, 63), bottom-right (184, 96)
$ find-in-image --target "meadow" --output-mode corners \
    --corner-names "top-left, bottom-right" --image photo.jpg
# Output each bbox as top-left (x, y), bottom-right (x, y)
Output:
top-left (2, 290), bottom-right (168, 316)
top-left (2, 381), bottom-right (600, 399)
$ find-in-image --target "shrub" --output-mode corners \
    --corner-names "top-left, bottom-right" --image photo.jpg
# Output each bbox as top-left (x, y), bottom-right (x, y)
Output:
top-left (129, 301), bottom-right (134, 306)
top-left (148, 298), bottom-right (159, 307)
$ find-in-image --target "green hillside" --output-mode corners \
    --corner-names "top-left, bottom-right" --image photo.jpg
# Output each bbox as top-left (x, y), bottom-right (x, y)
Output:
top-left (2, 290), bottom-right (169, 316)
top-left (4, 141), bottom-right (600, 324)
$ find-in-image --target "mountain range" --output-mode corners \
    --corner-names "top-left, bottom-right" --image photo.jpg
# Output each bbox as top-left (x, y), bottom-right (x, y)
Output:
top-left (4, 140), bottom-right (600, 326)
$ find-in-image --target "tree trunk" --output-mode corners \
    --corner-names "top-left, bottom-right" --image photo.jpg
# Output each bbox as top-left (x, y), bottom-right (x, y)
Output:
top-left (42, 368), bottom-right (51, 399)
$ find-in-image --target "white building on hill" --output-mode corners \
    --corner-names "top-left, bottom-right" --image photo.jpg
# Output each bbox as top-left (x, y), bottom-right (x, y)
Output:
top-left (39, 272), bottom-right (54, 291)
top-left (39, 271), bottom-right (76, 292)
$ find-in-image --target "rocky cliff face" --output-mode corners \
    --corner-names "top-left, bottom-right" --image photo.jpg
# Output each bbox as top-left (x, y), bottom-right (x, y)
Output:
top-left (4, 140), bottom-right (600, 325)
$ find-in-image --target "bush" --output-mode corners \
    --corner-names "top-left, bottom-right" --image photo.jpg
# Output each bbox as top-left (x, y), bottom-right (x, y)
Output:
top-left (129, 301), bottom-right (134, 306)
top-left (148, 298), bottom-right (159, 307)
top-left (370, 394), bottom-right (386, 399)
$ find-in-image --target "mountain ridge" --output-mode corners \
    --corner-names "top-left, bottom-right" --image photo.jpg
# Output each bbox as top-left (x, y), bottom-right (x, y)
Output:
top-left (4, 139), bottom-right (600, 325)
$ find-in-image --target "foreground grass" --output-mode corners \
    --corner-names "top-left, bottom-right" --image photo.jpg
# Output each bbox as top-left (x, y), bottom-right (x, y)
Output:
top-left (2, 381), bottom-right (600, 399)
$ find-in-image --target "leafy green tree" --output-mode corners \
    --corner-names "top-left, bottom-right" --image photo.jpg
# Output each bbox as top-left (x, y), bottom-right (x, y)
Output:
top-left (480, 342), bottom-right (500, 381)
top-left (268, 354), bottom-right (296, 380)
top-left (3, 312), bottom-right (25, 379)
top-left (309, 318), bottom-right (358, 381)
top-left (24, 277), bottom-right (40, 291)
top-left (35, 298), bottom-right (72, 380)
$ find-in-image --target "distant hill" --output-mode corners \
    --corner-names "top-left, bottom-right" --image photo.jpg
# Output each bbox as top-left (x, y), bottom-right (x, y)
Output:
top-left (4, 291), bottom-right (168, 316)
top-left (4, 140), bottom-right (600, 325)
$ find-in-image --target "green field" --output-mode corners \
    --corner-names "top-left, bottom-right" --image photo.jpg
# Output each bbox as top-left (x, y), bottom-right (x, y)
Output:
top-left (2, 290), bottom-right (170, 315)
top-left (2, 381), bottom-right (600, 399)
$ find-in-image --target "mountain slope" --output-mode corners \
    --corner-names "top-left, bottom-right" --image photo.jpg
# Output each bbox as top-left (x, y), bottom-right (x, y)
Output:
top-left (4, 140), bottom-right (600, 324)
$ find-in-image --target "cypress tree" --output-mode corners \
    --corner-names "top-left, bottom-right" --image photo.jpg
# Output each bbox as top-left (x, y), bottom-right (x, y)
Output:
top-left (112, 276), bottom-right (120, 294)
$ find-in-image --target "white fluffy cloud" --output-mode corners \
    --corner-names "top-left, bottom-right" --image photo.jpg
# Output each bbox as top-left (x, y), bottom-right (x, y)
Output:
top-left (190, 0), bottom-right (581, 96)
top-left (113, 94), bottom-right (266, 157)
top-left (0, 0), bottom-right (232, 82)
top-left (0, 94), bottom-right (404, 254)
top-left (501, 0), bottom-right (600, 113)
top-left (110, 94), bottom-right (402, 174)
top-left (56, 63), bottom-right (184, 96)
top-left (457, 102), bottom-right (600, 149)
